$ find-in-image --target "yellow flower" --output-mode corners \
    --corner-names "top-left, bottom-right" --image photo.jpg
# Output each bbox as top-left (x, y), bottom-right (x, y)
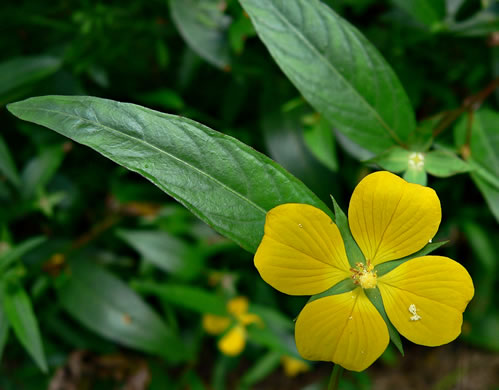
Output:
top-left (202, 296), bottom-right (262, 357)
top-left (281, 355), bottom-right (310, 377)
top-left (254, 171), bottom-right (474, 372)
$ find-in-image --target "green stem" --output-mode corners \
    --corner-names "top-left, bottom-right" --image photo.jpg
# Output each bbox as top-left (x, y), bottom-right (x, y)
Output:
top-left (327, 364), bottom-right (344, 390)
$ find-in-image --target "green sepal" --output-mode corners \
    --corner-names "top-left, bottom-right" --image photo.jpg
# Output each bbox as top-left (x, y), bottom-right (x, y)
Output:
top-left (364, 146), bottom-right (410, 173)
top-left (307, 278), bottom-right (356, 304)
top-left (364, 287), bottom-right (404, 356)
top-left (375, 240), bottom-right (448, 277)
top-left (330, 195), bottom-right (365, 267)
top-left (403, 166), bottom-right (427, 186)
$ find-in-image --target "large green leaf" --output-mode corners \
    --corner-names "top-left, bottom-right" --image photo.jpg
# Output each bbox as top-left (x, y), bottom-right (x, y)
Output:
top-left (1, 282), bottom-right (47, 372)
top-left (169, 0), bottom-right (231, 69)
top-left (239, 0), bottom-right (416, 154)
top-left (8, 96), bottom-right (330, 253)
top-left (57, 259), bottom-right (186, 362)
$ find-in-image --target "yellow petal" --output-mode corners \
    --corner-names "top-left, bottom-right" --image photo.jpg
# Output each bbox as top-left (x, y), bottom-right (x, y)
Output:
top-left (254, 204), bottom-right (351, 295)
top-left (295, 288), bottom-right (389, 372)
top-left (348, 171), bottom-right (441, 265)
top-left (218, 325), bottom-right (246, 356)
top-left (227, 296), bottom-right (249, 317)
top-left (239, 313), bottom-right (263, 327)
top-left (202, 314), bottom-right (230, 335)
top-left (281, 356), bottom-right (310, 377)
top-left (378, 256), bottom-right (474, 346)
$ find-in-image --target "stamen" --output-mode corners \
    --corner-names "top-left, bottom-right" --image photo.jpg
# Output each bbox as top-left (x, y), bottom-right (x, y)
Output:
top-left (350, 260), bottom-right (377, 289)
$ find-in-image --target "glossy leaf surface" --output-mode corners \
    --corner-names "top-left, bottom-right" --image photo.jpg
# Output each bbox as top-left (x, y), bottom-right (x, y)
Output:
top-left (239, 0), bottom-right (416, 153)
top-left (8, 96), bottom-right (330, 253)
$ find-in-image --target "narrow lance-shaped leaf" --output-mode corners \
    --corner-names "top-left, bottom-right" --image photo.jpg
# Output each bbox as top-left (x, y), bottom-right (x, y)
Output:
top-left (0, 55), bottom-right (61, 104)
top-left (117, 230), bottom-right (203, 281)
top-left (0, 134), bottom-right (20, 188)
top-left (8, 96), bottom-right (331, 253)
top-left (1, 282), bottom-right (47, 372)
top-left (239, 0), bottom-right (416, 154)
top-left (0, 236), bottom-right (47, 272)
top-left (0, 303), bottom-right (9, 361)
top-left (454, 109), bottom-right (499, 221)
top-left (392, 0), bottom-right (445, 27)
top-left (169, 0), bottom-right (231, 69)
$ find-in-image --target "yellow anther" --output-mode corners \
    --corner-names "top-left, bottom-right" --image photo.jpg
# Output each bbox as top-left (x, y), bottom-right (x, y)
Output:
top-left (351, 260), bottom-right (377, 289)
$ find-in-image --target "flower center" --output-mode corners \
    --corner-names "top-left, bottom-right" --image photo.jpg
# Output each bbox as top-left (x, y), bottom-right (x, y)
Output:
top-left (408, 152), bottom-right (425, 170)
top-left (350, 260), bottom-right (377, 289)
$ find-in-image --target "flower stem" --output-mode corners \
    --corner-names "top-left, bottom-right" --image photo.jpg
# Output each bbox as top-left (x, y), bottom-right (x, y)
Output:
top-left (327, 364), bottom-right (344, 390)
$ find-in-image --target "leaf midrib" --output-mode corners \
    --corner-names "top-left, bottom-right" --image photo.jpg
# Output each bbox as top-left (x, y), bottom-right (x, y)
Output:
top-left (254, 0), bottom-right (401, 143)
top-left (13, 104), bottom-right (267, 217)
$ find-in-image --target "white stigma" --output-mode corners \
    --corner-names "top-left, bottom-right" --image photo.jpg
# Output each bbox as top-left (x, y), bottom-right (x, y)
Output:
top-left (408, 152), bottom-right (425, 170)
top-left (408, 304), bottom-right (421, 321)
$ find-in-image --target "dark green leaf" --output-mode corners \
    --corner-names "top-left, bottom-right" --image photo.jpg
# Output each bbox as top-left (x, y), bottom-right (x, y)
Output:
top-left (249, 303), bottom-right (293, 331)
top-left (239, 0), bottom-right (416, 153)
top-left (0, 236), bottom-right (46, 272)
top-left (261, 98), bottom-right (331, 200)
top-left (0, 135), bottom-right (20, 188)
top-left (132, 281), bottom-right (227, 316)
top-left (0, 303), bottom-right (9, 361)
top-left (446, 0), bottom-right (466, 18)
top-left (455, 109), bottom-right (499, 221)
top-left (392, 0), bottom-right (445, 27)
top-left (331, 195), bottom-right (365, 267)
top-left (247, 326), bottom-right (299, 357)
top-left (21, 145), bottom-right (65, 199)
top-left (470, 166), bottom-right (499, 222)
top-left (375, 240), bottom-right (448, 276)
top-left (8, 96), bottom-right (330, 253)
top-left (239, 351), bottom-right (281, 388)
top-left (135, 89), bottom-right (185, 111)
top-left (448, 6), bottom-right (499, 36)
top-left (182, 371), bottom-right (206, 390)
top-left (117, 230), bottom-right (203, 280)
top-left (169, 0), bottom-right (231, 69)
top-left (1, 282), bottom-right (47, 372)
top-left (228, 11), bottom-right (256, 54)
top-left (463, 312), bottom-right (499, 352)
top-left (303, 117), bottom-right (338, 172)
top-left (57, 259), bottom-right (185, 362)
top-left (364, 288), bottom-right (403, 356)
top-left (0, 56), bottom-right (61, 103)
top-left (425, 150), bottom-right (470, 177)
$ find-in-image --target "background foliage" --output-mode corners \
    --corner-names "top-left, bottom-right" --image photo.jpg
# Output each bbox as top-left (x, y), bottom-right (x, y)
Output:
top-left (0, 0), bottom-right (498, 388)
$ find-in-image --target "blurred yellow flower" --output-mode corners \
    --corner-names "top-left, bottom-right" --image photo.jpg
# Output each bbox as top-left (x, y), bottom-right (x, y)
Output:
top-left (254, 171), bottom-right (474, 371)
top-left (202, 296), bottom-right (262, 356)
top-left (281, 355), bottom-right (310, 377)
